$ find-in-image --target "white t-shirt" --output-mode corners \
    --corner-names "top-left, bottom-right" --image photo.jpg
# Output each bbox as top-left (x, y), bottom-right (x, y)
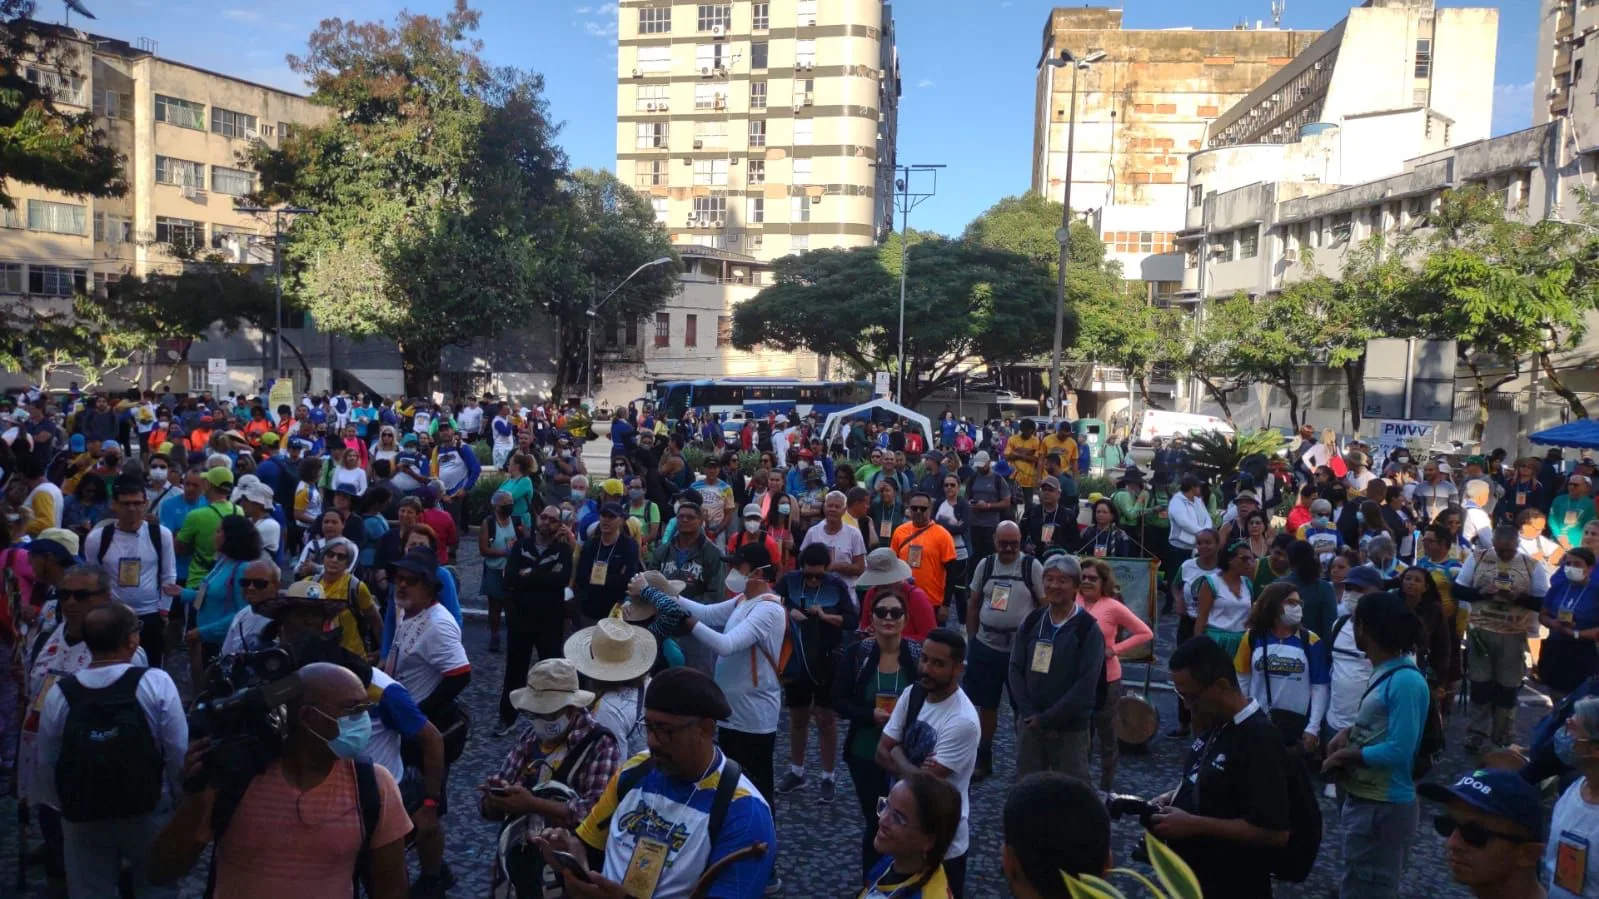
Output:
top-left (26, 481), bottom-right (64, 529)
top-left (591, 684), bottom-right (648, 759)
top-left (801, 521), bottom-right (867, 590)
top-left (457, 405), bottom-right (483, 436)
top-left (331, 466), bottom-right (369, 497)
top-left (35, 662), bottom-right (184, 809)
top-left (254, 517), bottom-right (282, 556)
top-left (82, 523), bottom-right (177, 616)
top-left (385, 602), bottom-right (470, 704)
top-left (491, 416), bottom-right (514, 452)
top-left (1178, 558), bottom-right (1219, 619)
top-left (1546, 776), bottom-right (1599, 899)
top-left (362, 667), bottom-right (408, 779)
top-left (676, 593), bottom-right (787, 734)
top-left (220, 606), bottom-right (274, 657)
top-left (1519, 533), bottom-right (1563, 573)
top-left (1325, 614), bottom-right (1371, 733)
top-left (883, 685), bottom-right (980, 858)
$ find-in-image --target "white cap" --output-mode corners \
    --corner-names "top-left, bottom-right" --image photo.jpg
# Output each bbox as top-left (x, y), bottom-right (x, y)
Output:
top-left (973, 451), bottom-right (991, 467)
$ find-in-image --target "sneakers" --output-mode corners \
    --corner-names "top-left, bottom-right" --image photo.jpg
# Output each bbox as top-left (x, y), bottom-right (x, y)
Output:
top-left (411, 864), bottom-right (456, 898)
top-left (818, 777), bottom-right (836, 803)
top-left (493, 719), bottom-right (519, 738)
top-left (775, 770), bottom-right (806, 794)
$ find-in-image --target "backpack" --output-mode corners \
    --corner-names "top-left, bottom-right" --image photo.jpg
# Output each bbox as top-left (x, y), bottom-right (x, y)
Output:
top-left (55, 668), bottom-right (164, 822)
top-left (1272, 740), bottom-right (1323, 882)
top-left (1018, 605), bottom-right (1109, 712)
top-left (93, 520), bottom-right (166, 586)
top-left (602, 755), bottom-right (744, 844)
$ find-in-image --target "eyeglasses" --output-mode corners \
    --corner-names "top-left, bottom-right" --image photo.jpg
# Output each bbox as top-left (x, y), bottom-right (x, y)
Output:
top-left (875, 796), bottom-right (909, 828)
top-left (908, 505), bottom-right (930, 513)
top-left (241, 578), bottom-right (274, 590)
top-left (872, 607), bottom-right (906, 620)
top-left (644, 718), bottom-right (699, 739)
top-left (57, 588), bottom-right (106, 602)
top-left (324, 551), bottom-right (350, 562)
top-left (1433, 814), bottom-right (1536, 848)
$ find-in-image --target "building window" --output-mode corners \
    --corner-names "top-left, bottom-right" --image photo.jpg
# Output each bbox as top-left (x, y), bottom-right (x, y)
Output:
top-left (793, 119), bottom-right (813, 144)
top-left (1329, 213), bottom-right (1352, 244)
top-left (793, 78), bottom-right (815, 106)
top-left (211, 225), bottom-right (256, 253)
top-left (651, 197), bottom-right (669, 223)
top-left (696, 4), bottom-right (730, 31)
top-left (791, 195), bottom-right (812, 223)
top-left (94, 212), bottom-right (132, 245)
top-left (685, 314), bottom-right (698, 347)
top-left (748, 159), bottom-right (766, 184)
top-left (0, 263), bottom-right (20, 293)
top-left (155, 156), bottom-right (206, 188)
top-left (1414, 39), bottom-right (1431, 79)
top-left (1105, 232), bottom-right (1176, 254)
top-left (791, 158), bottom-right (812, 183)
top-left (93, 89), bottom-right (132, 120)
top-left (1218, 232), bottom-right (1235, 262)
top-left (155, 216), bottom-right (203, 250)
top-left (29, 265), bottom-right (87, 297)
top-left (717, 315), bottom-right (732, 346)
top-left (752, 2), bottom-right (769, 30)
top-left (751, 41), bottom-right (769, 69)
top-left (654, 312), bottom-right (671, 347)
top-left (25, 67), bottom-right (85, 106)
top-left (749, 119), bottom-right (767, 147)
top-left (636, 121), bottom-right (669, 149)
top-left (748, 233), bottom-right (764, 250)
top-left (795, 39), bottom-right (817, 67)
top-left (211, 166), bottom-right (255, 197)
top-left (790, 234), bottom-right (809, 252)
top-left (638, 6), bottom-right (671, 33)
top-left (693, 158), bottom-right (729, 186)
top-left (27, 200), bottom-right (85, 235)
top-left (636, 45), bottom-right (672, 74)
top-left (155, 94), bottom-right (205, 129)
top-left (211, 107), bottom-right (258, 139)
top-left (695, 84), bottom-right (727, 110)
top-left (1189, 184), bottom-right (1203, 207)
top-left (692, 197), bottom-right (728, 221)
top-left (747, 196), bottom-right (765, 223)
top-left (626, 318), bottom-right (640, 347)
top-left (1, 207), bottom-right (22, 229)
top-left (693, 120), bottom-right (727, 148)
top-left (696, 43), bottom-right (730, 72)
top-left (1238, 227), bottom-right (1259, 258)
top-left (279, 122), bottom-right (297, 141)
top-left (637, 159), bottom-right (666, 188)
top-left (637, 84), bottom-right (669, 111)
top-left (750, 81), bottom-right (767, 109)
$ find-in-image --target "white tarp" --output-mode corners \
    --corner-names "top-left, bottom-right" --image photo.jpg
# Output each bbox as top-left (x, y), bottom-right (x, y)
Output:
top-left (820, 398), bottom-right (934, 446)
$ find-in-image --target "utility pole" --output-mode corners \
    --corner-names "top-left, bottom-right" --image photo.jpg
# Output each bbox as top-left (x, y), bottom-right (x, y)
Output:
top-left (1045, 48), bottom-right (1105, 419)
top-left (234, 204), bottom-right (315, 383)
top-left (876, 163), bottom-right (944, 405)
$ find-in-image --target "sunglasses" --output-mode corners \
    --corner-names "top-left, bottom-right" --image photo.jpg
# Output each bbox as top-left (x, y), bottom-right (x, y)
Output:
top-left (323, 551), bottom-right (350, 562)
top-left (58, 588), bottom-right (106, 602)
top-left (907, 505), bottom-right (930, 513)
top-left (241, 578), bottom-right (274, 590)
top-left (1433, 814), bottom-right (1535, 848)
top-left (872, 606), bottom-right (906, 620)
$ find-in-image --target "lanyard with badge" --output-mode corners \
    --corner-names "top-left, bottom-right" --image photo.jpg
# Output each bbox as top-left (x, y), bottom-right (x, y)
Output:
top-left (591, 540), bottom-right (618, 586)
top-left (1557, 828), bottom-right (1591, 894)
top-left (1031, 609), bottom-right (1070, 673)
top-left (1041, 507), bottom-right (1059, 545)
top-left (1558, 581), bottom-right (1589, 625)
top-left (901, 524), bottom-right (933, 569)
top-left (874, 669), bottom-right (903, 716)
top-left (622, 755), bottom-right (720, 897)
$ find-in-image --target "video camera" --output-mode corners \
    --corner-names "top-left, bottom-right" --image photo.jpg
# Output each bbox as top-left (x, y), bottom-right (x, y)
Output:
top-left (1105, 794), bottom-right (1160, 829)
top-left (186, 646), bottom-right (305, 792)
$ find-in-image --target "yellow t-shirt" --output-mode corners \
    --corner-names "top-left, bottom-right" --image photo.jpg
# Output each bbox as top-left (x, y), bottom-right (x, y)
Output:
top-left (1042, 433), bottom-right (1078, 472)
top-left (1006, 435), bottom-right (1045, 488)
top-left (308, 573), bottom-right (376, 657)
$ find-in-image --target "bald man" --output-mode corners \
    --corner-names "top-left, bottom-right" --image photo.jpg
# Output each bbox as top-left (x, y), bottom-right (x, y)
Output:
top-left (962, 520), bottom-right (1046, 781)
top-left (151, 662), bottom-right (412, 896)
top-left (219, 559), bottom-right (280, 656)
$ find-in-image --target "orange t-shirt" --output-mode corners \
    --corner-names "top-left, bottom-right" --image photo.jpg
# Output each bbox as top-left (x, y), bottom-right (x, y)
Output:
top-left (213, 759), bottom-right (411, 899)
top-left (890, 521), bottom-right (957, 606)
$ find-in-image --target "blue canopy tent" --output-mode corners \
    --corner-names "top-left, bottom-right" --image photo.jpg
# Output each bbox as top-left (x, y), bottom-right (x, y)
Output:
top-left (1529, 420), bottom-right (1599, 450)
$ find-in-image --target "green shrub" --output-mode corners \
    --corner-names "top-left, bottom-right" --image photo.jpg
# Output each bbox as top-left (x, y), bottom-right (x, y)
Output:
top-left (469, 440), bottom-right (492, 466)
top-left (465, 471), bottom-right (509, 524)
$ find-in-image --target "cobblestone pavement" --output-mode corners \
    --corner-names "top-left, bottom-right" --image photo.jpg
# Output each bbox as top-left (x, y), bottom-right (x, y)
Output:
top-left (2, 531), bottom-right (1547, 897)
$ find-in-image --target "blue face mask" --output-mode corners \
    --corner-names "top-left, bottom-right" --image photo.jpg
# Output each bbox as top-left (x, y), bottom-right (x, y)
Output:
top-left (1557, 727), bottom-right (1583, 766)
top-left (310, 707), bottom-right (373, 760)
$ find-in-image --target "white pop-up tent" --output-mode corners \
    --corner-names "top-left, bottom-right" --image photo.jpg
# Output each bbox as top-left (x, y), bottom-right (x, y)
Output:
top-left (819, 398), bottom-right (934, 446)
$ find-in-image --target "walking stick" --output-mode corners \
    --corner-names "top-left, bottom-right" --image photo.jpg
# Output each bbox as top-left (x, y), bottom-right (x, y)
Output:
top-left (689, 842), bottom-right (768, 899)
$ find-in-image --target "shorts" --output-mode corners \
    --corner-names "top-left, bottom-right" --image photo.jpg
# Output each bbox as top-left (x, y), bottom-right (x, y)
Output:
top-left (481, 564), bottom-right (507, 600)
top-left (400, 767), bottom-right (450, 816)
top-left (783, 661), bottom-right (836, 708)
top-left (961, 637), bottom-right (1012, 709)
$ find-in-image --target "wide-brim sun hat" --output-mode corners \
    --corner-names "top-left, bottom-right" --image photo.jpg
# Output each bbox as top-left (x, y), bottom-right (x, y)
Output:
top-left (509, 658), bottom-right (596, 716)
top-left (565, 619), bottom-right (657, 683)
top-left (855, 547), bottom-right (913, 588)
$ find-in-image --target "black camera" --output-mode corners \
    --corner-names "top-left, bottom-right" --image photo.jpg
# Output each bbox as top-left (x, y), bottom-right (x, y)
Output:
top-left (1105, 794), bottom-right (1160, 829)
top-left (186, 647), bottom-right (305, 792)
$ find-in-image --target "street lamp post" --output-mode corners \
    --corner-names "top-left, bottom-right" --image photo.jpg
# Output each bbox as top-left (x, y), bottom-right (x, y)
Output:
top-left (586, 257), bottom-right (674, 403)
top-left (235, 204), bottom-right (315, 383)
top-left (1045, 48), bottom-right (1105, 420)
top-left (875, 163), bottom-right (944, 405)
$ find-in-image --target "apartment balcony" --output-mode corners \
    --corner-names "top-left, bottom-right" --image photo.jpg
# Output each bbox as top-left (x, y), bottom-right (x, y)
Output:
top-left (1088, 364), bottom-right (1177, 396)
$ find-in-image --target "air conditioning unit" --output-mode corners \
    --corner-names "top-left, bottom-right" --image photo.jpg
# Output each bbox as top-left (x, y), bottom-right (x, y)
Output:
top-left (646, 101), bottom-right (658, 111)
top-left (683, 157), bottom-right (694, 165)
top-left (1208, 243), bottom-right (1227, 256)
top-left (712, 219), bottom-right (725, 229)
top-left (181, 185), bottom-right (205, 200)
top-left (800, 62), bottom-right (814, 71)
top-left (712, 24), bottom-right (725, 37)
top-left (687, 215), bottom-right (700, 226)
top-left (633, 68), bottom-right (643, 78)
top-left (729, 157), bottom-right (739, 165)
top-left (1283, 248), bottom-right (1298, 262)
top-left (658, 101), bottom-right (669, 111)
top-left (693, 139), bottom-right (704, 149)
top-left (715, 66), bottom-right (728, 77)
top-left (792, 102), bottom-right (803, 112)
top-left (714, 97), bottom-right (726, 110)
top-left (701, 67), bottom-right (712, 77)
top-left (803, 94), bottom-right (814, 106)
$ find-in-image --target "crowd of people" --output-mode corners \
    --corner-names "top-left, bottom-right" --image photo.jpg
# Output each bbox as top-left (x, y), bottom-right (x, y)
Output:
top-left (2, 385), bottom-right (1598, 898)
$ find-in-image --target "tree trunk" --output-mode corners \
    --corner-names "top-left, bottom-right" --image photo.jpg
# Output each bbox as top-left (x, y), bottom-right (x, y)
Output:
top-left (1465, 357), bottom-right (1493, 443)
top-left (397, 340), bottom-right (440, 398)
top-left (1198, 377), bottom-right (1235, 424)
top-left (1136, 374), bottom-right (1153, 406)
top-left (278, 335), bottom-right (314, 391)
top-left (1541, 351), bottom-right (1590, 419)
top-left (1343, 359), bottom-right (1364, 433)
top-left (1282, 382), bottom-right (1302, 430)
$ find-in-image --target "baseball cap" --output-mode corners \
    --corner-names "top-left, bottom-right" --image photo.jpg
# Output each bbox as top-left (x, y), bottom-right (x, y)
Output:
top-left (259, 432), bottom-right (280, 447)
top-left (600, 478), bottom-right (625, 497)
top-left (28, 527), bottom-right (80, 562)
top-left (972, 451), bottom-right (991, 467)
top-left (203, 467), bottom-right (235, 489)
top-left (1343, 565), bottom-right (1385, 593)
top-left (101, 439), bottom-right (122, 455)
top-left (599, 501), bottom-right (626, 518)
top-left (1419, 769), bottom-right (1545, 840)
top-left (742, 503), bottom-right (764, 520)
top-left (1041, 476), bottom-right (1061, 491)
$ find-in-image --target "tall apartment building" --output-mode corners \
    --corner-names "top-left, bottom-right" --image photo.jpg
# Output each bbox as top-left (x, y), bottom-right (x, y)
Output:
top-left (614, 0), bottom-right (901, 260)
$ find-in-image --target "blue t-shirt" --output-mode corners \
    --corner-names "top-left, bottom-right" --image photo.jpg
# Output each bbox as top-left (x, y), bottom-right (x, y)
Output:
top-left (1347, 657), bottom-right (1430, 803)
top-left (1545, 571), bottom-right (1599, 634)
top-left (158, 493), bottom-right (206, 584)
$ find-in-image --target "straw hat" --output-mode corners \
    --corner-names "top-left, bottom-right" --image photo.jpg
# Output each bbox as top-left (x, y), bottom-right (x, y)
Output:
top-left (855, 547), bottom-right (913, 588)
top-left (621, 570), bottom-right (685, 622)
top-left (565, 619), bottom-right (657, 683)
top-left (510, 658), bottom-right (596, 716)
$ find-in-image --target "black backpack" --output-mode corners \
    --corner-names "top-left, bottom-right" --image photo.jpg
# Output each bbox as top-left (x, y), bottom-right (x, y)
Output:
top-left (55, 668), bottom-right (164, 822)
top-left (599, 755), bottom-right (744, 843)
top-left (94, 520), bottom-right (166, 580)
top-left (1272, 736), bottom-right (1323, 882)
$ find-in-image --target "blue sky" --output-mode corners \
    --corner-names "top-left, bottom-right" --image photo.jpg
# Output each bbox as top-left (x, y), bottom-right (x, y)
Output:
top-left (75, 0), bottom-right (1535, 235)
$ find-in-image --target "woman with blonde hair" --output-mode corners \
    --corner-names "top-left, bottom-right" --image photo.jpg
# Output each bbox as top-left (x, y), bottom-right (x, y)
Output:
top-left (1076, 557), bottom-right (1153, 790)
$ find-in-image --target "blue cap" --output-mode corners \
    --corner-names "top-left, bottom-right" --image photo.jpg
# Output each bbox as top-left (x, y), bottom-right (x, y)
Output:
top-left (69, 433), bottom-right (85, 453)
top-left (1419, 769), bottom-right (1546, 840)
top-left (599, 501), bottom-right (626, 518)
top-left (1343, 564), bottom-right (1386, 593)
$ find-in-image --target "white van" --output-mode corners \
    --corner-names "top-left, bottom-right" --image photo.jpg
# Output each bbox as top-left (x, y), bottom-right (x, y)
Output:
top-left (1133, 409), bottom-right (1235, 445)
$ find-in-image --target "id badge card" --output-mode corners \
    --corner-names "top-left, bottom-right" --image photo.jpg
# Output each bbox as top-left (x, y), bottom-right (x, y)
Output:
top-left (1556, 831), bottom-right (1590, 894)
top-left (874, 692), bottom-right (898, 716)
top-left (989, 583), bottom-right (1011, 612)
top-left (117, 558), bottom-right (141, 588)
top-left (1093, 545), bottom-right (1107, 558)
top-left (1561, 609), bottom-right (1576, 624)
top-left (1516, 490), bottom-right (1528, 507)
top-left (622, 836), bottom-right (670, 898)
top-left (1041, 524), bottom-right (1055, 543)
top-left (1568, 509), bottom-right (1580, 528)
top-left (1030, 642), bottom-right (1054, 673)
top-left (907, 544), bottom-right (924, 568)
top-left (589, 559), bottom-right (610, 585)
top-left (879, 520), bottom-right (893, 539)
top-left (31, 674), bottom-right (57, 713)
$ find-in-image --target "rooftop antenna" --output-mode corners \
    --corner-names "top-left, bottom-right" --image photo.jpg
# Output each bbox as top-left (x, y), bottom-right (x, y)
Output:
top-left (63, 0), bottom-right (96, 26)
top-left (1271, 0), bottom-right (1284, 28)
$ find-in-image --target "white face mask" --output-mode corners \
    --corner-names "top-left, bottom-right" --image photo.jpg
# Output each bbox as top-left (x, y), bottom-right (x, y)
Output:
top-left (743, 519), bottom-right (761, 534)
top-left (531, 714), bottom-right (571, 744)
top-left (1281, 605), bottom-right (1304, 627)
top-left (1568, 566), bottom-right (1589, 584)
top-left (724, 570), bottom-right (749, 594)
top-left (148, 466), bottom-right (168, 482)
top-left (1340, 597), bottom-right (1358, 617)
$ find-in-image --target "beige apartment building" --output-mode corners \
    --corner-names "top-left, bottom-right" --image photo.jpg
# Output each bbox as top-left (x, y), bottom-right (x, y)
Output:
top-left (614, 0), bottom-right (901, 260)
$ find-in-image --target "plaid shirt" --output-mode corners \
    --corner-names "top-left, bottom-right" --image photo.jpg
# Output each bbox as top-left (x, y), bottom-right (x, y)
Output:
top-left (490, 708), bottom-right (622, 825)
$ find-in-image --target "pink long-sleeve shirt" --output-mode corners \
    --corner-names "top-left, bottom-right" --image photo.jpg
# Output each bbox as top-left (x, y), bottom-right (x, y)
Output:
top-left (1076, 595), bottom-right (1154, 682)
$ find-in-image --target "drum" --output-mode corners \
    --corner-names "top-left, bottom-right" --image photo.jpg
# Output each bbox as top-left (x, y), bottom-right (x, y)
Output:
top-left (1113, 692), bottom-right (1160, 750)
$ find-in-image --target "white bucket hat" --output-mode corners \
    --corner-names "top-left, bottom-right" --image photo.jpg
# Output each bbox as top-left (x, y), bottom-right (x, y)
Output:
top-left (508, 658), bottom-right (596, 716)
top-left (854, 547), bottom-right (913, 588)
top-left (564, 619), bottom-right (657, 684)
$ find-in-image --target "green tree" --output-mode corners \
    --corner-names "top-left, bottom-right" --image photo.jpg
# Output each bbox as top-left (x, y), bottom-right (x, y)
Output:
top-left (1179, 293), bottom-right (1265, 424)
top-left (730, 235), bottom-right (1059, 405)
top-left (250, 1), bottom-right (568, 395)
